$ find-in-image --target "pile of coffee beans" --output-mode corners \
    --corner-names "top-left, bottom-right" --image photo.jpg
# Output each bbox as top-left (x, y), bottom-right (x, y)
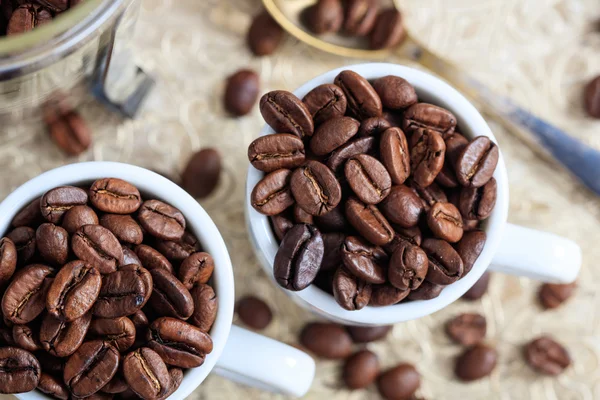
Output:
top-left (0, 178), bottom-right (218, 399)
top-left (1, 1), bottom-right (83, 37)
top-left (248, 70), bottom-right (499, 311)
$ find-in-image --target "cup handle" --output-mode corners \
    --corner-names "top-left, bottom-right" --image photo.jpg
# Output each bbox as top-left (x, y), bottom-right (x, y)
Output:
top-left (490, 223), bottom-right (581, 283)
top-left (213, 325), bottom-right (315, 397)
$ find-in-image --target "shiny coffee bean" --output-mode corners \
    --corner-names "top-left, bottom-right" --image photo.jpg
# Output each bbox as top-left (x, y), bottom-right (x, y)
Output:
top-left (381, 109), bottom-right (404, 128)
top-left (158, 368), bottom-right (183, 400)
top-left (386, 226), bottom-right (422, 251)
top-left (138, 200), bottom-right (186, 241)
top-left (0, 238), bottom-right (17, 286)
top-left (100, 214), bottom-right (144, 245)
top-left (422, 238), bottom-right (463, 285)
top-left (456, 230), bottom-right (487, 276)
top-left (455, 344), bottom-right (497, 381)
top-left (0, 347), bottom-right (41, 394)
top-left (427, 202), bottom-right (463, 243)
top-left (7, 227), bottom-right (36, 265)
top-left (411, 181), bottom-right (448, 211)
top-left (274, 224), bottom-right (324, 291)
top-left (345, 197), bottom-right (394, 246)
top-left (345, 154), bottom-right (391, 204)
top-left (302, 84), bottom-right (347, 125)
top-left (260, 90), bottom-right (314, 138)
top-left (462, 271), bottom-right (491, 301)
top-left (7, 4), bottom-right (51, 35)
top-left (236, 295), bottom-right (272, 330)
top-left (88, 317), bottom-right (136, 352)
top-left (179, 252), bottom-right (214, 290)
top-left (539, 282), bottom-right (576, 309)
top-left (380, 127), bottom-right (411, 185)
top-left (11, 197), bottom-right (43, 228)
top-left (155, 231), bottom-right (201, 263)
top-left (343, 349), bottom-right (380, 389)
top-left (248, 134), bottom-right (305, 173)
top-left (123, 347), bottom-right (171, 400)
top-left (63, 340), bottom-right (120, 397)
top-left (251, 169), bottom-right (295, 216)
top-left (40, 312), bottom-right (92, 357)
top-left (346, 325), bottom-right (392, 343)
top-left (302, 0), bottom-right (343, 34)
top-left (445, 313), bottom-right (487, 346)
top-left (311, 116), bottom-right (359, 156)
top-left (135, 244), bottom-right (173, 273)
top-left (89, 178), bottom-right (142, 214)
top-left (47, 260), bottom-right (101, 321)
top-left (270, 212), bottom-right (294, 241)
top-left (12, 324), bottom-right (41, 352)
top-left (247, 11), bottom-right (283, 56)
top-left (100, 375), bottom-right (129, 394)
top-left (380, 185), bottom-right (423, 228)
top-left (584, 75), bottom-right (600, 118)
top-left (149, 269), bottom-right (194, 320)
top-left (122, 247), bottom-right (142, 267)
top-left (224, 69), bottom-right (259, 116)
top-left (332, 267), bottom-right (372, 311)
top-left (2, 264), bottom-right (54, 324)
top-left (369, 284), bottom-right (410, 306)
top-left (36, 352), bottom-right (65, 377)
top-left (327, 136), bottom-right (376, 174)
top-left (377, 363), bottom-right (420, 400)
top-left (410, 129), bottom-right (446, 187)
top-left (388, 241), bottom-right (428, 290)
top-left (129, 310), bottom-right (149, 332)
top-left (147, 317), bottom-right (213, 368)
top-left (402, 103), bottom-right (457, 135)
top-left (320, 232), bottom-right (345, 271)
top-left (62, 205), bottom-right (99, 234)
top-left (36, 223), bottom-right (69, 265)
top-left (190, 284), bottom-right (218, 332)
top-left (341, 236), bottom-right (387, 284)
top-left (370, 8), bottom-right (406, 50)
top-left (334, 70), bottom-right (382, 120)
top-left (344, 0), bottom-right (378, 36)
top-left (372, 76), bottom-right (418, 110)
top-left (37, 372), bottom-right (69, 400)
top-left (524, 336), bottom-right (571, 376)
top-left (459, 177), bottom-right (497, 220)
top-left (291, 161), bottom-right (342, 216)
top-left (41, 186), bottom-right (88, 224)
top-left (182, 148), bottom-right (222, 199)
top-left (407, 280), bottom-right (444, 301)
top-left (293, 204), bottom-right (314, 224)
top-left (314, 205), bottom-right (349, 233)
top-left (456, 136), bottom-right (499, 187)
top-left (94, 264), bottom-right (153, 318)
top-left (72, 225), bottom-right (123, 274)
top-left (437, 133), bottom-right (469, 188)
top-left (300, 322), bottom-right (352, 359)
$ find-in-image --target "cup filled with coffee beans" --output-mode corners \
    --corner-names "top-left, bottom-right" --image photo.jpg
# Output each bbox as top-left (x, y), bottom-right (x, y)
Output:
top-left (245, 63), bottom-right (582, 326)
top-left (0, 162), bottom-right (315, 399)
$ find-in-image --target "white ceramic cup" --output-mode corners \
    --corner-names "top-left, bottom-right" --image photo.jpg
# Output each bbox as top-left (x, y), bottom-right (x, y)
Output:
top-left (245, 63), bottom-right (582, 327)
top-left (4, 162), bottom-right (315, 400)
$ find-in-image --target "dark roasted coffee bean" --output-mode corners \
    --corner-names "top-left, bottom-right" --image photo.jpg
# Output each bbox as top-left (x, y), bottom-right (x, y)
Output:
top-left (380, 127), bottom-right (411, 184)
top-left (63, 340), bottom-right (120, 397)
top-left (123, 347), bottom-right (171, 400)
top-left (456, 230), bottom-right (486, 276)
top-left (0, 347), bottom-right (41, 394)
top-left (36, 352), bottom-right (65, 376)
top-left (236, 295), bottom-right (272, 330)
top-left (455, 344), bottom-right (497, 381)
top-left (539, 282), bottom-right (576, 309)
top-left (129, 310), bottom-right (149, 332)
top-left (403, 103), bottom-right (457, 135)
top-left (377, 363), bottom-right (420, 400)
top-left (341, 236), bottom-right (387, 284)
top-left (427, 202), bottom-right (463, 243)
top-left (290, 161), bottom-right (341, 216)
top-left (320, 232), bottom-right (345, 271)
top-left (302, 84), bottom-right (347, 125)
top-left (456, 136), bottom-right (499, 187)
top-left (311, 116), bottom-right (359, 156)
top-left (36, 223), bottom-right (69, 265)
top-left (47, 260), bottom-right (101, 321)
top-left (182, 148), bottom-right (222, 199)
top-left (157, 368), bottom-right (183, 400)
top-left (370, 8), bottom-right (405, 50)
top-left (334, 70), bottom-right (382, 119)
top-left (327, 136), bottom-right (376, 174)
top-left (100, 214), bottom-right (144, 245)
top-left (357, 117), bottom-right (391, 139)
top-left (2, 264), bottom-right (53, 324)
top-left (138, 200), bottom-right (186, 241)
top-left (189, 284), bottom-right (217, 332)
top-left (459, 177), bottom-right (497, 220)
top-left (388, 241), bottom-right (427, 290)
top-left (343, 0), bottom-right (378, 36)
top-left (260, 91), bottom-right (314, 138)
top-left (422, 238), bottom-right (463, 285)
top-left (248, 134), bottom-right (305, 173)
top-left (179, 252), bottom-right (214, 290)
top-left (46, 111), bottom-right (91, 156)
top-left (62, 205), bottom-right (99, 234)
top-left (446, 313), bottom-right (486, 346)
top-left (386, 226), bottom-right (422, 252)
top-left (7, 226), bottom-right (36, 265)
top-left (224, 69), bottom-right (259, 116)
top-left (40, 312), bottom-right (92, 357)
top-left (0, 237), bottom-right (17, 286)
top-left (345, 154), bottom-right (391, 204)
top-left (333, 267), bottom-right (371, 310)
top-left (437, 133), bottom-right (469, 188)
top-left (41, 186), bottom-right (88, 224)
top-left (300, 322), bottom-right (352, 359)
top-left (302, 0), bottom-right (343, 34)
top-left (88, 317), bottom-right (136, 352)
top-left (7, 4), bottom-right (51, 35)
top-left (408, 280), bottom-right (443, 301)
top-left (12, 324), bottom-right (41, 352)
top-left (72, 225), bottom-right (123, 274)
top-left (122, 247), bottom-right (142, 267)
top-left (584, 75), bottom-right (600, 118)
top-left (524, 336), bottom-right (571, 376)
top-left (155, 231), bottom-right (201, 263)
top-left (251, 169), bottom-right (295, 216)
top-left (89, 178), bottom-right (141, 214)
top-left (380, 185), bottom-right (423, 228)
top-left (149, 269), bottom-right (194, 320)
top-left (343, 349), bottom-right (379, 389)
top-left (147, 317), bottom-right (213, 368)
top-left (369, 284), bottom-right (409, 306)
top-left (347, 325), bottom-right (392, 343)
top-left (314, 205), bottom-right (349, 232)
top-left (462, 271), bottom-right (491, 301)
top-left (0, 326), bottom-right (15, 346)
top-left (372, 76), bottom-right (417, 110)
top-left (247, 11), bottom-right (283, 56)
top-left (11, 197), bottom-right (42, 228)
top-left (135, 244), bottom-right (173, 273)
top-left (274, 224), bottom-right (323, 291)
top-left (345, 197), bottom-right (394, 245)
top-left (381, 109), bottom-right (404, 127)
top-left (410, 129), bottom-right (446, 187)
top-left (38, 372), bottom-right (69, 400)
top-left (94, 264), bottom-right (153, 318)
top-left (101, 375), bottom-right (129, 394)
top-left (411, 181), bottom-right (447, 211)
top-left (270, 212), bottom-right (294, 241)
top-left (293, 204), bottom-right (314, 224)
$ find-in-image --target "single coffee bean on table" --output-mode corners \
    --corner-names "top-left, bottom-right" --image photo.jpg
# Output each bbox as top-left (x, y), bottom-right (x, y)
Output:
top-left (46, 110), bottom-right (92, 156)
top-left (182, 148), bottom-right (222, 199)
top-left (377, 363), bottom-right (420, 400)
top-left (445, 313), bottom-right (487, 346)
top-left (454, 343), bottom-right (497, 381)
top-left (224, 69), bottom-right (259, 116)
top-left (343, 349), bottom-right (380, 389)
top-left (236, 295), bottom-right (273, 330)
top-left (538, 282), bottom-right (576, 309)
top-left (299, 322), bottom-right (353, 359)
top-left (346, 325), bottom-right (392, 343)
top-left (524, 336), bottom-right (571, 376)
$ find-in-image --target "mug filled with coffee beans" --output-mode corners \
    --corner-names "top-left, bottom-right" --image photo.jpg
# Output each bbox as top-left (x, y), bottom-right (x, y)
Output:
top-left (0, 162), bottom-right (315, 399)
top-left (245, 63), bottom-right (582, 326)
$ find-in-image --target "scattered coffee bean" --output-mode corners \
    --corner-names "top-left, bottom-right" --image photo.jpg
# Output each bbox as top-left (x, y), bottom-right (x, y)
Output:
top-left (182, 148), bottom-right (222, 199)
top-left (539, 282), bottom-right (576, 309)
top-left (524, 336), bottom-right (571, 376)
top-left (462, 271), bottom-right (491, 301)
top-left (300, 322), bottom-right (353, 359)
top-left (236, 295), bottom-right (273, 330)
top-left (46, 110), bottom-right (91, 156)
top-left (454, 344), bottom-right (497, 381)
top-left (247, 11), bottom-right (283, 56)
top-left (343, 349), bottom-right (379, 389)
top-left (584, 75), bottom-right (600, 118)
top-left (346, 325), bottom-right (392, 343)
top-left (224, 69), bottom-right (259, 116)
top-left (445, 313), bottom-right (486, 346)
top-left (377, 363), bottom-right (420, 400)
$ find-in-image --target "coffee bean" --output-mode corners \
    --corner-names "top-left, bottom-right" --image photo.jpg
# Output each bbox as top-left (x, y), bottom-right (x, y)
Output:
top-left (7, 226), bottom-right (36, 264)
top-left (426, 202), bottom-right (463, 243)
top-left (369, 284), bottom-right (410, 306)
top-left (63, 340), bottom-right (120, 397)
top-left (372, 76), bottom-right (418, 110)
top-left (38, 372), bottom-right (69, 400)
top-left (334, 70), bottom-right (382, 119)
top-left (138, 200), bottom-right (186, 241)
top-left (343, 0), bottom-right (378, 36)
top-left (46, 111), bottom-right (91, 156)
top-left (302, 84), bottom-right (347, 127)
top-left (311, 116), bottom-right (360, 156)
top-left (224, 69), bottom-right (259, 116)
top-left (94, 264), bottom-right (153, 318)
top-left (388, 240), bottom-right (428, 290)
top-left (410, 129), bottom-right (446, 187)
top-left (462, 271), bottom-right (491, 301)
top-left (345, 154), bottom-right (391, 204)
top-left (62, 205), bottom-right (99, 234)
top-left (248, 133), bottom-right (305, 173)
top-left (345, 197), bottom-right (394, 246)
top-left (247, 11), bottom-right (283, 56)
top-left (154, 232), bottom-right (201, 263)
top-left (346, 325), bottom-right (392, 343)
top-left (370, 8), bottom-right (406, 50)
top-left (456, 230), bottom-right (486, 276)
top-left (2, 264), bottom-right (54, 324)
top-left (40, 312), bottom-right (92, 357)
top-left (538, 282), bottom-right (576, 309)
top-left (341, 236), bottom-right (387, 284)
top-left (524, 336), bottom-right (571, 376)
top-left (274, 224), bottom-right (323, 291)
top-left (290, 161), bottom-right (342, 216)
top-left (455, 344), bottom-right (497, 381)
top-left (123, 347), bottom-right (171, 399)
top-left (158, 368), bottom-right (183, 400)
top-left (584, 75), bottom-right (600, 118)
top-left (236, 295), bottom-right (272, 330)
top-left (100, 214), bottom-right (144, 245)
top-left (0, 347), bottom-right (41, 394)
top-left (0, 238), bottom-right (16, 286)
top-left (320, 232), bottom-right (345, 271)
top-left (100, 375), bottom-right (129, 394)
top-left (381, 109), bottom-right (404, 127)
top-left (299, 322), bottom-right (352, 359)
top-left (385, 226), bottom-right (422, 252)
top-left (446, 313), bottom-right (486, 346)
top-left (149, 269), bottom-right (194, 320)
top-left (36, 352), bottom-right (65, 377)
top-left (88, 317), bottom-right (136, 352)
top-left (302, 0), bottom-right (343, 34)
top-left (147, 317), bottom-right (213, 368)
top-left (7, 4), bottom-right (51, 35)
top-left (459, 177), bottom-right (497, 220)
top-left (0, 326), bottom-right (15, 346)
top-left (380, 185), bottom-right (423, 228)
top-left (41, 186), bottom-right (88, 224)
top-left (270, 212), bottom-right (294, 241)
top-left (182, 148), bottom-right (222, 199)
top-left (190, 284), bottom-right (217, 332)
top-left (122, 247), bottom-right (142, 267)
top-left (380, 127), bottom-right (411, 185)
top-left (260, 90), bottom-right (314, 138)
top-left (293, 204), bottom-right (313, 225)
top-left (332, 267), bottom-right (372, 310)
top-left (12, 324), bottom-right (41, 352)
top-left (343, 349), bottom-right (379, 389)
top-left (90, 178), bottom-right (141, 214)
top-left (129, 310), bottom-right (149, 333)
top-left (437, 133), bottom-right (469, 188)
top-left (403, 103), bottom-right (457, 136)
top-left (327, 136), bottom-right (376, 174)
top-left (135, 244), bottom-right (173, 273)
top-left (422, 238), bottom-right (463, 285)
top-left (377, 363), bottom-right (420, 400)
top-left (72, 225), bottom-right (123, 274)
top-left (36, 223), bottom-right (69, 265)
top-left (47, 260), bottom-right (101, 321)
top-left (411, 181), bottom-right (447, 211)
top-left (314, 205), bottom-right (349, 232)
top-left (408, 280), bottom-right (443, 301)
top-left (455, 136), bottom-right (499, 187)
top-left (251, 169), bottom-right (295, 216)
top-left (179, 252), bottom-right (214, 290)
top-left (11, 197), bottom-right (42, 228)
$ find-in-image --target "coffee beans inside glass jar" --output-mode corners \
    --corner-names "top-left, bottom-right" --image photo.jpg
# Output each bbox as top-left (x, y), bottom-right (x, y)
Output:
top-left (2, 1), bottom-right (84, 37)
top-left (0, 178), bottom-right (218, 398)
top-left (249, 70), bottom-right (499, 311)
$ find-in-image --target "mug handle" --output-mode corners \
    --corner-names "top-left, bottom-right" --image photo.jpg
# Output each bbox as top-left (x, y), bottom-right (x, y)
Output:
top-left (213, 325), bottom-right (315, 397)
top-left (490, 223), bottom-right (581, 283)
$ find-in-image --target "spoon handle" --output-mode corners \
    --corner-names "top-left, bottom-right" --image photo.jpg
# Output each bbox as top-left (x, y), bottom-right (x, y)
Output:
top-left (402, 41), bottom-right (600, 196)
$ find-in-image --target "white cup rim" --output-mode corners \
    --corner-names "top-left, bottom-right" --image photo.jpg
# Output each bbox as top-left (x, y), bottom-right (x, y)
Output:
top-left (245, 62), bottom-right (509, 326)
top-left (8, 162), bottom-right (234, 400)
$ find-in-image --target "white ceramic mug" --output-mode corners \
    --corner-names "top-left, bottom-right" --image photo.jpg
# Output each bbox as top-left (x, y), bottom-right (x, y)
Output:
top-left (3, 162), bottom-right (315, 400)
top-left (245, 63), bottom-right (582, 327)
